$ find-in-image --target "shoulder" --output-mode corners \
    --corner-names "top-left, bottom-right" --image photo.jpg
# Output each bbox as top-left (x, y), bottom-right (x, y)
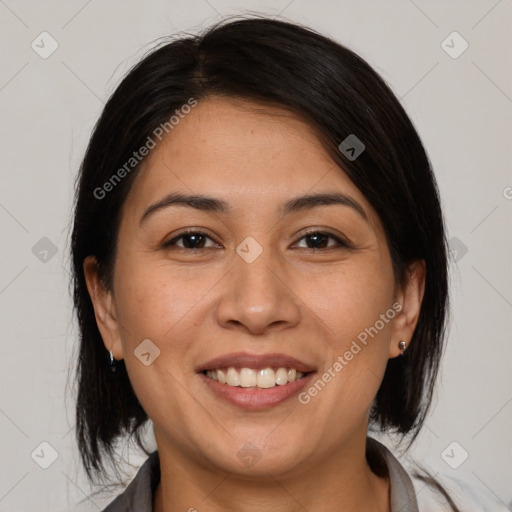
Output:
top-left (102, 451), bottom-right (160, 512)
top-left (67, 451), bottom-right (161, 512)
top-left (368, 437), bottom-right (509, 512)
top-left (407, 461), bottom-right (510, 511)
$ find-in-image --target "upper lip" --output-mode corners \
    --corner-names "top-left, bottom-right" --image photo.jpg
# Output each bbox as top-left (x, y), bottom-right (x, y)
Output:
top-left (196, 352), bottom-right (316, 373)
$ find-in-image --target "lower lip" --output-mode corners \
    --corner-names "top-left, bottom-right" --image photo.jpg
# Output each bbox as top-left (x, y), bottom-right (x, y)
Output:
top-left (199, 372), bottom-right (316, 410)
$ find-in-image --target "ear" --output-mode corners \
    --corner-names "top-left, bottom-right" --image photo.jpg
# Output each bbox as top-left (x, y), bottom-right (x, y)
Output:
top-left (83, 255), bottom-right (124, 360)
top-left (388, 260), bottom-right (426, 358)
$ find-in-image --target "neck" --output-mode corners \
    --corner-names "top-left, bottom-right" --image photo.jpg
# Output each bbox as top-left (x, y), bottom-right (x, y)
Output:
top-left (153, 433), bottom-right (390, 512)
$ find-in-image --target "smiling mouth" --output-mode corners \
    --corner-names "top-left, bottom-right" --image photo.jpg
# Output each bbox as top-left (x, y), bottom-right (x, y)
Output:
top-left (203, 367), bottom-right (310, 389)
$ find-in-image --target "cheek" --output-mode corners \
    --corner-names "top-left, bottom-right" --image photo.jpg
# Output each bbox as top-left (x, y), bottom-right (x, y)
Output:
top-left (296, 260), bottom-right (395, 411)
top-left (111, 259), bottom-right (216, 432)
top-left (302, 261), bottom-right (395, 347)
top-left (113, 257), bottom-right (219, 344)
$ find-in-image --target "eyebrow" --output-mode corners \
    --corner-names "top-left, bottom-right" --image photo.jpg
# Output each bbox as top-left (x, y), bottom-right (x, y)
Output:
top-left (139, 191), bottom-right (368, 225)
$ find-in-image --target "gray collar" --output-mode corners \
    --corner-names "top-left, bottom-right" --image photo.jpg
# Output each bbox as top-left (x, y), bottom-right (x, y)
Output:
top-left (102, 450), bottom-right (159, 512)
top-left (102, 437), bottom-right (419, 511)
top-left (367, 437), bottom-right (419, 511)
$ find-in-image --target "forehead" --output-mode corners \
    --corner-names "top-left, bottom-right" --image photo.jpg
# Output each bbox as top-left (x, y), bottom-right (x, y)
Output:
top-left (122, 96), bottom-right (371, 220)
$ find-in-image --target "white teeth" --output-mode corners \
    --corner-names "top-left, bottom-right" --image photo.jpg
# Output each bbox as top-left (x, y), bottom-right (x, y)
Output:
top-left (205, 367), bottom-right (306, 388)
top-left (275, 368), bottom-right (288, 385)
top-left (257, 368), bottom-right (276, 388)
top-left (240, 368), bottom-right (257, 387)
top-left (226, 367), bottom-right (240, 386)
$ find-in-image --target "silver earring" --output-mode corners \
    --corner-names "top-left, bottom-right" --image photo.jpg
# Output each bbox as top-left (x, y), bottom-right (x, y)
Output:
top-left (109, 350), bottom-right (117, 373)
top-left (398, 340), bottom-right (407, 354)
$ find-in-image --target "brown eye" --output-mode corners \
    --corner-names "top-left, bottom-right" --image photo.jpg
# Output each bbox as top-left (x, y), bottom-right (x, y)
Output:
top-left (163, 231), bottom-right (220, 250)
top-left (294, 231), bottom-right (349, 250)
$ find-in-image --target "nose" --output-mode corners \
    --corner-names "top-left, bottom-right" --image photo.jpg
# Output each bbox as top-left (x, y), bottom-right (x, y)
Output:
top-left (216, 246), bottom-right (301, 336)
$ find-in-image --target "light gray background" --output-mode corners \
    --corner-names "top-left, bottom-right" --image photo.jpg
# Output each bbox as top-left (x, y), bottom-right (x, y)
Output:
top-left (1, 1), bottom-right (511, 510)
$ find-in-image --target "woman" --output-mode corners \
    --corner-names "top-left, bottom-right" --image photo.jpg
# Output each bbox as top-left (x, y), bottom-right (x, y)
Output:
top-left (70, 16), bottom-right (505, 511)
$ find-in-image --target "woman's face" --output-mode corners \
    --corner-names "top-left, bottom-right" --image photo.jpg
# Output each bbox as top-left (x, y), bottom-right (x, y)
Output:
top-left (85, 96), bottom-right (423, 478)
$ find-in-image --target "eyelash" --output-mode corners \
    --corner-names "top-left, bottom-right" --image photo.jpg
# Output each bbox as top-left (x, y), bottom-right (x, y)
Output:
top-left (162, 229), bottom-right (351, 251)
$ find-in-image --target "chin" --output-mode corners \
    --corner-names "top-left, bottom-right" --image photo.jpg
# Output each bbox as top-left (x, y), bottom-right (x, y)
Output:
top-left (206, 442), bottom-right (308, 479)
